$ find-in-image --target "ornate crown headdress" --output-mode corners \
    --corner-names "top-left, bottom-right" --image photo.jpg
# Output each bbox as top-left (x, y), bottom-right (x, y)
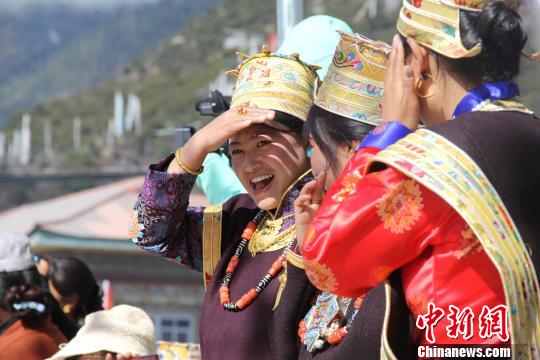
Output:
top-left (227, 46), bottom-right (320, 121)
top-left (314, 31), bottom-right (391, 126)
top-left (397, 0), bottom-right (524, 59)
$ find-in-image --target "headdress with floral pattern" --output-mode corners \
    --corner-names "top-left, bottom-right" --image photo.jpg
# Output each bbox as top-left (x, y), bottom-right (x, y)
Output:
top-left (314, 31), bottom-right (391, 126)
top-left (227, 46), bottom-right (320, 121)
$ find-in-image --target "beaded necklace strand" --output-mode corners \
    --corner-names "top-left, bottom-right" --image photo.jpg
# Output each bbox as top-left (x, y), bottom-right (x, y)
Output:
top-left (220, 210), bottom-right (296, 312)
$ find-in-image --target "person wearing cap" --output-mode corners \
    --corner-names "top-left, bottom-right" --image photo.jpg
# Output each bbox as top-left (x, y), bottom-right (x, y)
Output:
top-left (301, 0), bottom-right (540, 356)
top-left (130, 48), bottom-right (320, 359)
top-left (271, 32), bottom-right (413, 360)
top-left (0, 232), bottom-right (66, 360)
top-left (46, 304), bottom-right (157, 360)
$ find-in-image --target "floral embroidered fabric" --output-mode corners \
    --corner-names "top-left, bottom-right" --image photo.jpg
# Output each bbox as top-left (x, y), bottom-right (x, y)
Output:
top-left (130, 154), bottom-right (204, 271)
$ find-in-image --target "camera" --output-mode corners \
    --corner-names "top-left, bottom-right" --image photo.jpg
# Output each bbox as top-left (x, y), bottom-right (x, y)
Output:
top-left (195, 89), bottom-right (231, 117)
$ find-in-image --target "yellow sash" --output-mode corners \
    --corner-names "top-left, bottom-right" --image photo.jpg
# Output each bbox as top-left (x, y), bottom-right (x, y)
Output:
top-left (202, 204), bottom-right (223, 289)
top-left (369, 129), bottom-right (540, 359)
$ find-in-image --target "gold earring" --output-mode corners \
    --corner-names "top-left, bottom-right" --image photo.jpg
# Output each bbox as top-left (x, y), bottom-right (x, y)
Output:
top-left (62, 305), bottom-right (72, 314)
top-left (414, 73), bottom-right (436, 99)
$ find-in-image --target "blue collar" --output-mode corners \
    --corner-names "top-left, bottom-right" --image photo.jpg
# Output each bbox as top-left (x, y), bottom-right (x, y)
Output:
top-left (452, 82), bottom-right (520, 118)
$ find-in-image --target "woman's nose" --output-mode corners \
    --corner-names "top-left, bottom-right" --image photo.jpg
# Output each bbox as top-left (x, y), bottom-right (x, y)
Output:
top-left (244, 153), bottom-right (262, 172)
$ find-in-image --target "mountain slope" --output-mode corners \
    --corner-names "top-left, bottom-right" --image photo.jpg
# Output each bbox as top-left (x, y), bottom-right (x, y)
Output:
top-left (0, 0), bottom-right (220, 124)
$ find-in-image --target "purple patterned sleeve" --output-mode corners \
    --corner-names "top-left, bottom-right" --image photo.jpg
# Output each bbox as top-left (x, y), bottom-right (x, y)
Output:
top-left (129, 154), bottom-right (204, 272)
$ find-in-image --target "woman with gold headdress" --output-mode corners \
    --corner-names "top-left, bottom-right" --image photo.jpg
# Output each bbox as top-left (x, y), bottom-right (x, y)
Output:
top-left (269, 32), bottom-right (414, 359)
top-left (129, 49), bottom-right (319, 359)
top-left (300, 0), bottom-right (540, 357)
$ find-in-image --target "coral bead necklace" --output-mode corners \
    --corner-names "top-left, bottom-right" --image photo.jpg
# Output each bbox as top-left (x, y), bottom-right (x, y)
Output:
top-left (220, 210), bottom-right (296, 312)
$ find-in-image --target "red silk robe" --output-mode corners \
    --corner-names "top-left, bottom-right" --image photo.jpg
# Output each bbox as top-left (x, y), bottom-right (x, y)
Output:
top-left (302, 146), bottom-right (508, 346)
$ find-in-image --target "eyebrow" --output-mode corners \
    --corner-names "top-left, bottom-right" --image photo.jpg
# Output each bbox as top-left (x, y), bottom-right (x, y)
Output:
top-left (229, 131), bottom-right (275, 147)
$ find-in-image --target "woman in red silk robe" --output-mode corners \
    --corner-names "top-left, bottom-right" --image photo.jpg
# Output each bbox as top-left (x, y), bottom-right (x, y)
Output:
top-left (300, 1), bottom-right (540, 352)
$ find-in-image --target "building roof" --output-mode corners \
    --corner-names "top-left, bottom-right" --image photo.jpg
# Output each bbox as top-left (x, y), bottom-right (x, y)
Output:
top-left (0, 177), bottom-right (209, 252)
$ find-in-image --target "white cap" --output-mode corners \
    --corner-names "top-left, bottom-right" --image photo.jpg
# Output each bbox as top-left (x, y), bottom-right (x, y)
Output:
top-left (47, 304), bottom-right (158, 360)
top-left (0, 232), bottom-right (34, 272)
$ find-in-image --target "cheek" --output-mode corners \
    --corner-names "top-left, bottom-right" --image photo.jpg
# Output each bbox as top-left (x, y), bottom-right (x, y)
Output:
top-left (309, 146), bottom-right (327, 174)
top-left (309, 155), bottom-right (325, 175)
top-left (231, 158), bottom-right (249, 185)
top-left (325, 171), bottom-right (338, 189)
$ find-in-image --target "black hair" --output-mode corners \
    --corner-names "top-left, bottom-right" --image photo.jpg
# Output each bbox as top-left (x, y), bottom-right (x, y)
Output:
top-left (48, 256), bottom-right (103, 321)
top-left (305, 105), bottom-right (374, 175)
top-left (449, 1), bottom-right (526, 85)
top-left (269, 110), bottom-right (305, 135)
top-left (0, 267), bottom-right (50, 325)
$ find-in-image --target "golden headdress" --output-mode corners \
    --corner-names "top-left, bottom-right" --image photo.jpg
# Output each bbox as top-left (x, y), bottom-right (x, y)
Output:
top-left (397, 0), bottom-right (522, 59)
top-left (228, 46), bottom-right (320, 121)
top-left (314, 31), bottom-right (391, 126)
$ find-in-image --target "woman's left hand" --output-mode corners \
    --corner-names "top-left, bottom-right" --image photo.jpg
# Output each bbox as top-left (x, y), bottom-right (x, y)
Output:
top-left (294, 171), bottom-right (326, 251)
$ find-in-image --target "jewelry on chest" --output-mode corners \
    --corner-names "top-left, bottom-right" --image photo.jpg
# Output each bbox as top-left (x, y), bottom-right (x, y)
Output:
top-left (248, 214), bottom-right (296, 256)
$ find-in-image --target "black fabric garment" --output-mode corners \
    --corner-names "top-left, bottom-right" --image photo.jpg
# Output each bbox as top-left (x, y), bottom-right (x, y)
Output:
top-left (271, 266), bottom-right (415, 360)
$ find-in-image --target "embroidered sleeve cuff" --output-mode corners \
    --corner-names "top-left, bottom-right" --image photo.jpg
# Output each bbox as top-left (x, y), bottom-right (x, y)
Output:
top-left (357, 122), bottom-right (412, 151)
top-left (141, 154), bottom-right (196, 210)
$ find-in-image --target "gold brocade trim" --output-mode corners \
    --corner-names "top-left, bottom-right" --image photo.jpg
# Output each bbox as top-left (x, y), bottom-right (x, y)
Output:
top-left (368, 128), bottom-right (540, 359)
top-left (285, 248), bottom-right (305, 270)
top-left (473, 99), bottom-right (533, 114)
top-left (202, 204), bottom-right (223, 289)
top-left (380, 280), bottom-right (397, 360)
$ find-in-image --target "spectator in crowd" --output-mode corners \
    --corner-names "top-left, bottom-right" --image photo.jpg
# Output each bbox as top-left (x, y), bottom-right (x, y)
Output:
top-left (37, 255), bottom-right (103, 327)
top-left (0, 232), bottom-right (66, 360)
top-left (47, 304), bottom-right (158, 360)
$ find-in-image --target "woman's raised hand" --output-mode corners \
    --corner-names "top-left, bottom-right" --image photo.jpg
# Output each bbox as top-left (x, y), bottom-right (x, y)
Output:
top-left (168, 106), bottom-right (274, 174)
top-left (382, 35), bottom-right (420, 130)
top-left (294, 171), bottom-right (326, 251)
top-left (194, 106), bottom-right (275, 154)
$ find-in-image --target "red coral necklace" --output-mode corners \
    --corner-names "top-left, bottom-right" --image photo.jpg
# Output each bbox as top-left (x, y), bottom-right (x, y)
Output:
top-left (220, 210), bottom-right (295, 312)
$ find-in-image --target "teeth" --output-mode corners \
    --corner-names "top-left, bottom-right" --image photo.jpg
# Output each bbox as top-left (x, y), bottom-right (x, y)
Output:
top-left (251, 174), bottom-right (273, 183)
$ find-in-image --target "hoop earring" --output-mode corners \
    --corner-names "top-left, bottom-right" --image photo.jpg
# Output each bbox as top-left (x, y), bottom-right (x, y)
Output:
top-left (414, 73), bottom-right (436, 99)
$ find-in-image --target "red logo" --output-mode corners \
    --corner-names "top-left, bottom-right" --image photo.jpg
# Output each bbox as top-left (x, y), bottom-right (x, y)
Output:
top-left (479, 305), bottom-right (509, 342)
top-left (416, 303), bottom-right (509, 343)
top-left (446, 305), bottom-right (474, 340)
top-left (416, 303), bottom-right (445, 343)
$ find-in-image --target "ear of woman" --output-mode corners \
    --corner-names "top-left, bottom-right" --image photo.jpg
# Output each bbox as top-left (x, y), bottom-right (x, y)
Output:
top-left (406, 37), bottom-right (430, 80)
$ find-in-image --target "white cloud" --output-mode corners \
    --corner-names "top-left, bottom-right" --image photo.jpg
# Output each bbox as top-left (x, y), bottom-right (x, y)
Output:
top-left (0, 0), bottom-right (160, 12)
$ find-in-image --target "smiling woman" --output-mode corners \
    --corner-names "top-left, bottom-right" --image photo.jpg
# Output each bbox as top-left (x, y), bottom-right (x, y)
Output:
top-left (229, 118), bottom-right (307, 210)
top-left (130, 48), bottom-right (319, 360)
